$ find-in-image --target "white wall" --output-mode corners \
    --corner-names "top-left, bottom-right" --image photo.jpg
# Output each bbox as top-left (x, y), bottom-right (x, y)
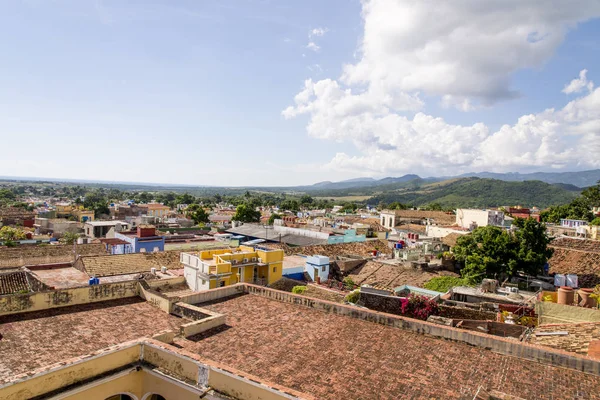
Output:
top-left (273, 225), bottom-right (330, 240)
top-left (426, 225), bottom-right (467, 238)
top-left (455, 209), bottom-right (504, 229)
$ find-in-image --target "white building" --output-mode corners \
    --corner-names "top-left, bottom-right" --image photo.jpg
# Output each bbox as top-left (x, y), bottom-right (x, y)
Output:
top-left (455, 209), bottom-right (504, 230)
top-left (305, 255), bottom-right (330, 282)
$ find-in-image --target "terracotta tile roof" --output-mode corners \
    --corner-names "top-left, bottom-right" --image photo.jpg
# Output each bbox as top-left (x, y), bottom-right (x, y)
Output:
top-left (527, 322), bottom-right (600, 356)
top-left (0, 271), bottom-right (29, 294)
top-left (346, 261), bottom-right (458, 291)
top-left (382, 209), bottom-right (456, 225)
top-left (75, 250), bottom-right (183, 277)
top-left (395, 223), bottom-right (427, 233)
top-left (0, 298), bottom-right (182, 384)
top-left (549, 238), bottom-right (600, 287)
top-left (0, 244), bottom-right (106, 269)
top-left (283, 240), bottom-right (392, 258)
top-left (442, 232), bottom-right (465, 247)
top-left (177, 294), bottom-right (600, 399)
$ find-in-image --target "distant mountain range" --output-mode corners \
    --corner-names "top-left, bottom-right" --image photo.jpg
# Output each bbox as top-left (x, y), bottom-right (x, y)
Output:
top-left (301, 169), bottom-right (600, 191)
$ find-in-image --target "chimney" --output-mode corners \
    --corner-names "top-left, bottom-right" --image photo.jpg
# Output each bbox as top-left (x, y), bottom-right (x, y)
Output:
top-left (137, 225), bottom-right (156, 238)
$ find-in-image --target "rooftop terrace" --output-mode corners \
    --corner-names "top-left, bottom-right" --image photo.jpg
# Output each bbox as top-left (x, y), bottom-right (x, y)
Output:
top-left (0, 297), bottom-right (182, 384)
top-left (176, 293), bottom-right (600, 399)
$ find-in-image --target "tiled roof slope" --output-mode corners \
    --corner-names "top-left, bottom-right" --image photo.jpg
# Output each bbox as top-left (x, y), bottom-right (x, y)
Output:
top-left (384, 209), bottom-right (456, 225)
top-left (549, 238), bottom-right (600, 287)
top-left (283, 240), bottom-right (392, 258)
top-left (76, 250), bottom-right (182, 277)
top-left (0, 271), bottom-right (29, 294)
top-left (528, 322), bottom-right (600, 356)
top-left (347, 261), bottom-right (458, 290)
top-left (0, 244), bottom-right (106, 269)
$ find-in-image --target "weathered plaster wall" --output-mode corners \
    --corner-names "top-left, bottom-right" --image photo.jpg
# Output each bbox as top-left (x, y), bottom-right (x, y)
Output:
top-left (0, 280), bottom-right (139, 316)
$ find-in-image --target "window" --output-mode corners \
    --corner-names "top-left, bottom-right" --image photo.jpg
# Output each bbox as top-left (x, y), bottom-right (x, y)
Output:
top-left (202, 279), bottom-right (206, 285)
top-left (105, 395), bottom-right (135, 400)
top-left (322, 265), bottom-right (326, 272)
top-left (219, 281), bottom-right (225, 287)
top-left (273, 266), bottom-right (277, 273)
top-left (145, 395), bottom-right (166, 400)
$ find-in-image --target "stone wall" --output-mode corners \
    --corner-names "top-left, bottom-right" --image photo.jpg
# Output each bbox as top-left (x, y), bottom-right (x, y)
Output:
top-left (439, 304), bottom-right (497, 321)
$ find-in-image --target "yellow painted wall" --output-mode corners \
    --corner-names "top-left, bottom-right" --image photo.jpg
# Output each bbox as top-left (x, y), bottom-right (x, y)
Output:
top-left (0, 345), bottom-right (141, 400)
top-left (0, 280), bottom-right (139, 316)
top-left (268, 261), bottom-right (283, 283)
top-left (142, 372), bottom-right (199, 400)
top-left (61, 372), bottom-right (143, 400)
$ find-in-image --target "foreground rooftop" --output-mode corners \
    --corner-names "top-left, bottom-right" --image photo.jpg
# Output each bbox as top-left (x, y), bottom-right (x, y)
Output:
top-left (177, 293), bottom-right (600, 399)
top-left (0, 297), bottom-right (182, 383)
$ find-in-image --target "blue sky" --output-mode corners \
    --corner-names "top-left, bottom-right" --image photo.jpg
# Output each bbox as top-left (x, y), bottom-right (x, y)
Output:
top-left (0, 0), bottom-right (599, 186)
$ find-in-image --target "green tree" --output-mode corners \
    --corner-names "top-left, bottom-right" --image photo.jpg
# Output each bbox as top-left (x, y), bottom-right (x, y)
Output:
top-left (60, 231), bottom-right (80, 245)
top-left (189, 206), bottom-right (209, 224)
top-left (512, 217), bottom-right (554, 277)
top-left (280, 200), bottom-right (300, 212)
top-left (582, 180), bottom-right (600, 207)
top-left (300, 195), bottom-right (314, 207)
top-left (232, 204), bottom-right (261, 223)
top-left (268, 213), bottom-right (281, 225)
top-left (175, 193), bottom-right (195, 205)
top-left (591, 218), bottom-right (600, 226)
top-left (388, 202), bottom-right (408, 210)
top-left (453, 220), bottom-right (553, 283)
top-left (0, 226), bottom-right (27, 242)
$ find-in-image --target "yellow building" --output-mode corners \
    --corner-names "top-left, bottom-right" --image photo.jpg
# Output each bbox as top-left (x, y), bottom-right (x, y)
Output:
top-left (55, 204), bottom-right (95, 222)
top-left (72, 208), bottom-right (95, 222)
top-left (181, 246), bottom-right (284, 290)
top-left (55, 203), bottom-right (74, 218)
top-left (143, 203), bottom-right (171, 218)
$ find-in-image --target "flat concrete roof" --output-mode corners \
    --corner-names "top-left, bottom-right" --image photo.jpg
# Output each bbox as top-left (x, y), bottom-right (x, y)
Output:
top-left (175, 294), bottom-right (600, 399)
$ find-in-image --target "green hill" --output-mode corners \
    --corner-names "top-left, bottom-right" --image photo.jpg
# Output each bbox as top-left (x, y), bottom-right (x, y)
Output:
top-left (367, 178), bottom-right (579, 208)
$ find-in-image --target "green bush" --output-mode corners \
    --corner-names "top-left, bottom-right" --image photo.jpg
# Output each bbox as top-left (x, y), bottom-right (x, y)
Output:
top-left (344, 290), bottom-right (360, 304)
top-left (292, 285), bottom-right (307, 294)
top-left (343, 277), bottom-right (356, 289)
top-left (423, 276), bottom-right (470, 293)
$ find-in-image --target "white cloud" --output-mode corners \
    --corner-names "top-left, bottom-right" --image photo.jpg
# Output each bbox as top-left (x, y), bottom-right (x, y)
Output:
top-left (305, 27), bottom-right (328, 52)
top-left (563, 69), bottom-right (595, 94)
top-left (309, 27), bottom-right (328, 38)
top-left (284, 0), bottom-right (600, 176)
top-left (306, 42), bottom-right (320, 52)
top-left (341, 0), bottom-right (600, 108)
top-left (284, 76), bottom-right (600, 176)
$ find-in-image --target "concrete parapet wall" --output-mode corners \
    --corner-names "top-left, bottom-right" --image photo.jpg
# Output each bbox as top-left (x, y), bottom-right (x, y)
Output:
top-left (0, 280), bottom-right (139, 316)
top-left (243, 284), bottom-right (600, 376)
top-left (181, 314), bottom-right (226, 337)
top-left (138, 280), bottom-right (174, 313)
top-left (178, 284), bottom-right (245, 305)
top-left (172, 302), bottom-right (226, 338)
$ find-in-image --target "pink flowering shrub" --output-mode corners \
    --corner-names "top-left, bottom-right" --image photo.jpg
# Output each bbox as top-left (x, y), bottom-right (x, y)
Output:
top-left (400, 294), bottom-right (439, 320)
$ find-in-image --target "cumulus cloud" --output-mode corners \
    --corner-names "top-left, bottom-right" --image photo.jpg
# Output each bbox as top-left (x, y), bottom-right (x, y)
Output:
top-left (284, 75), bottom-right (600, 176)
top-left (283, 0), bottom-right (600, 176)
top-left (309, 27), bottom-right (328, 38)
top-left (341, 0), bottom-right (600, 107)
top-left (306, 42), bottom-right (320, 52)
top-left (563, 69), bottom-right (595, 94)
top-left (306, 27), bottom-right (328, 52)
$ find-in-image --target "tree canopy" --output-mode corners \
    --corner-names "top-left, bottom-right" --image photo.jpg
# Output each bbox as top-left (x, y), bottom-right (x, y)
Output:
top-left (187, 205), bottom-right (209, 224)
top-left (232, 204), bottom-right (261, 223)
top-left (453, 219), bottom-right (553, 283)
